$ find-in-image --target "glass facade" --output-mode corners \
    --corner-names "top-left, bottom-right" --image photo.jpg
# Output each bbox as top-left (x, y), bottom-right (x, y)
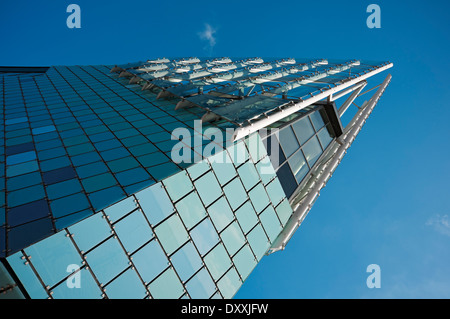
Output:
top-left (0, 57), bottom-right (391, 299)
top-left (263, 107), bottom-right (336, 199)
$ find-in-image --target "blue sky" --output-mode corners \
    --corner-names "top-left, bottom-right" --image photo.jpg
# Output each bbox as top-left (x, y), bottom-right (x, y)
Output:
top-left (1, 0), bottom-right (449, 298)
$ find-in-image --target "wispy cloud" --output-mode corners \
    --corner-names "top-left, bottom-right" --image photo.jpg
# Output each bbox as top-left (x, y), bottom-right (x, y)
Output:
top-left (198, 23), bottom-right (217, 55)
top-left (426, 214), bottom-right (450, 236)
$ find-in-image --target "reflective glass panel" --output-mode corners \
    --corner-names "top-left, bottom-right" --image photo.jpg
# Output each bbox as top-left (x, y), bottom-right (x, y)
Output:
top-left (114, 210), bottom-right (153, 254)
top-left (317, 124), bottom-right (333, 149)
top-left (203, 243), bottom-right (232, 281)
top-left (278, 126), bottom-right (299, 158)
top-left (194, 172), bottom-right (222, 207)
top-left (220, 221), bottom-right (246, 256)
top-left (85, 237), bottom-right (129, 285)
top-left (207, 197), bottom-right (234, 232)
top-left (234, 201), bottom-right (258, 235)
top-left (259, 206), bottom-right (282, 242)
top-left (149, 267), bottom-right (184, 299)
top-left (135, 183), bottom-right (174, 226)
top-left (105, 268), bottom-right (147, 299)
top-left (217, 268), bottom-right (241, 299)
top-left (288, 150), bottom-right (309, 183)
top-left (175, 191), bottom-right (207, 230)
top-left (247, 224), bottom-right (270, 261)
top-left (163, 171), bottom-right (194, 202)
top-left (248, 183), bottom-right (270, 213)
top-left (223, 177), bottom-right (247, 211)
top-left (190, 218), bottom-right (219, 256)
top-left (292, 116), bottom-right (314, 145)
top-left (52, 267), bottom-right (103, 299)
top-left (170, 241), bottom-right (202, 282)
top-left (232, 244), bottom-right (256, 281)
top-left (24, 231), bottom-right (82, 288)
top-left (132, 239), bottom-right (169, 284)
top-left (154, 214), bottom-right (189, 255)
top-left (69, 212), bottom-right (111, 253)
top-left (185, 268), bottom-right (216, 299)
top-left (302, 135), bottom-right (322, 167)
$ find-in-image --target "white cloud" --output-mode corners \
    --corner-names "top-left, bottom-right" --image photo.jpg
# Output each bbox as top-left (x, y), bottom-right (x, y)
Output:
top-left (426, 214), bottom-right (450, 236)
top-left (198, 23), bottom-right (216, 54)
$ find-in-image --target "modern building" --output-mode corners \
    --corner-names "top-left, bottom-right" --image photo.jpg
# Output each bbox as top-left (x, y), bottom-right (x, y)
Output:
top-left (0, 57), bottom-right (392, 299)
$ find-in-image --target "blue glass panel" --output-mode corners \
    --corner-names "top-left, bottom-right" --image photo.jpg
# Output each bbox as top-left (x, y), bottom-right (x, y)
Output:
top-left (237, 161), bottom-right (260, 191)
top-left (193, 171), bottom-right (222, 207)
top-left (104, 196), bottom-right (137, 223)
top-left (50, 193), bottom-right (90, 218)
top-left (136, 183), bottom-right (174, 226)
top-left (7, 218), bottom-right (54, 254)
top-left (190, 218), bottom-right (219, 256)
top-left (6, 252), bottom-right (48, 299)
top-left (6, 171), bottom-right (41, 192)
top-left (170, 241), bottom-right (202, 282)
top-left (278, 126), bottom-right (299, 158)
top-left (247, 224), bottom-right (270, 261)
top-left (248, 183), bottom-right (270, 214)
top-left (85, 237), bottom-right (129, 285)
top-left (292, 116), bottom-right (315, 145)
top-left (40, 156), bottom-right (72, 172)
top-left (288, 150), bottom-right (309, 183)
top-left (51, 267), bottom-right (103, 299)
top-left (32, 125), bottom-right (56, 135)
top-left (302, 135), bottom-right (322, 166)
top-left (69, 212), bottom-right (111, 253)
top-left (163, 171), bottom-right (194, 202)
top-left (209, 150), bottom-right (236, 185)
top-left (8, 184), bottom-right (45, 207)
top-left (115, 167), bottom-right (152, 186)
top-left (232, 244), bottom-right (257, 281)
top-left (234, 201), bottom-right (258, 235)
top-left (7, 199), bottom-right (50, 227)
top-left (154, 214), bottom-right (189, 255)
top-left (46, 179), bottom-right (83, 200)
top-left (76, 161), bottom-right (109, 179)
top-left (42, 166), bottom-right (77, 185)
top-left (203, 243), bottom-right (232, 281)
top-left (309, 110), bottom-right (326, 131)
top-left (217, 268), bottom-right (241, 299)
top-left (207, 197), bottom-right (234, 232)
top-left (223, 178), bottom-right (247, 211)
top-left (265, 179), bottom-right (287, 207)
top-left (105, 268), bottom-right (146, 299)
top-left (259, 206), bottom-right (282, 242)
top-left (146, 161), bottom-right (180, 181)
top-left (24, 231), bottom-right (82, 287)
top-left (255, 157), bottom-right (277, 185)
top-left (220, 222), bottom-right (246, 256)
top-left (71, 151), bottom-right (102, 166)
top-left (54, 210), bottom-right (93, 230)
top-left (81, 173), bottom-right (117, 193)
top-left (114, 210), bottom-right (153, 254)
top-left (317, 124), bottom-right (333, 149)
top-left (175, 191), bottom-right (207, 230)
top-left (275, 162), bottom-right (297, 198)
top-left (6, 160), bottom-right (39, 177)
top-left (149, 267), bottom-right (184, 299)
top-left (6, 151), bottom-right (36, 165)
top-left (275, 199), bottom-right (293, 226)
top-left (186, 159), bottom-right (210, 180)
top-left (245, 133), bottom-right (266, 163)
top-left (227, 140), bottom-right (249, 167)
top-left (186, 268), bottom-right (216, 299)
top-left (6, 142), bottom-right (34, 156)
top-left (88, 186), bottom-right (126, 211)
top-left (132, 239), bottom-right (169, 284)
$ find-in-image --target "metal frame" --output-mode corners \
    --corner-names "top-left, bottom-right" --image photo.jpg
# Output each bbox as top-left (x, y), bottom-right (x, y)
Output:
top-left (231, 63), bottom-right (393, 141)
top-left (267, 73), bottom-right (392, 254)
